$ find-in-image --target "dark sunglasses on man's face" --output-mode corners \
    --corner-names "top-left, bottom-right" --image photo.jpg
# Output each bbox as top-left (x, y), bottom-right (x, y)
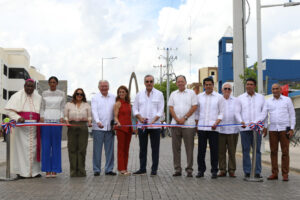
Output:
top-left (145, 80), bottom-right (153, 83)
top-left (76, 93), bottom-right (84, 96)
top-left (224, 88), bottom-right (231, 91)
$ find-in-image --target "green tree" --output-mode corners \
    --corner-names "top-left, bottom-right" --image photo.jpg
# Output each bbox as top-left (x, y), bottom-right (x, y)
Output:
top-left (290, 84), bottom-right (300, 90)
top-left (239, 62), bottom-right (258, 84)
top-left (239, 62), bottom-right (258, 92)
top-left (154, 80), bottom-right (178, 118)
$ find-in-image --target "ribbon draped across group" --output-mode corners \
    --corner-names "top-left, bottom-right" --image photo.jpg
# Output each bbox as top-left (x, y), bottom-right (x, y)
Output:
top-left (1, 120), bottom-right (73, 135)
top-left (1, 120), bottom-right (265, 135)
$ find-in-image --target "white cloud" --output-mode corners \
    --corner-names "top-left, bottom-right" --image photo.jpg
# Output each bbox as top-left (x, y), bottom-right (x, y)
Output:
top-left (268, 29), bottom-right (300, 59)
top-left (0, 0), bottom-right (299, 99)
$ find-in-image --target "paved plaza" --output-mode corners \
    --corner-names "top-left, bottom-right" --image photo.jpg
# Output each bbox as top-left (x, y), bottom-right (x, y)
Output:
top-left (1, 136), bottom-right (300, 200)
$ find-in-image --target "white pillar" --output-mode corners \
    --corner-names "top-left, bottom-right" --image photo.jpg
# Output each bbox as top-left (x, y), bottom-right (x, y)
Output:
top-left (233, 0), bottom-right (247, 152)
top-left (256, 0), bottom-right (264, 95)
top-left (233, 0), bottom-right (246, 97)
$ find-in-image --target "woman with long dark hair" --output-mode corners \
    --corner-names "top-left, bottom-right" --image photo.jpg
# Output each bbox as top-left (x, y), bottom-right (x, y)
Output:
top-left (64, 88), bottom-right (92, 177)
top-left (114, 85), bottom-right (132, 175)
top-left (40, 76), bottom-right (65, 178)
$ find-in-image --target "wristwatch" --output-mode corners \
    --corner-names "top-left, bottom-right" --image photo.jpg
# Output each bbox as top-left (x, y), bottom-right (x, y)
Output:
top-left (184, 115), bottom-right (188, 120)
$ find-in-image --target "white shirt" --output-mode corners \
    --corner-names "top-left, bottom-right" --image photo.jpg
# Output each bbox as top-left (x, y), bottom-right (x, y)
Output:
top-left (40, 89), bottom-right (65, 122)
top-left (260, 95), bottom-right (296, 131)
top-left (196, 91), bottom-right (223, 131)
top-left (132, 88), bottom-right (164, 129)
top-left (219, 96), bottom-right (239, 134)
top-left (235, 92), bottom-right (265, 131)
top-left (168, 89), bottom-right (197, 127)
top-left (91, 92), bottom-right (115, 131)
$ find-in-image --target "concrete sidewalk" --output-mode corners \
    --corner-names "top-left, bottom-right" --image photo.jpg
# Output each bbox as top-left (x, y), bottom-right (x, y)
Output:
top-left (261, 140), bottom-right (300, 173)
top-left (2, 136), bottom-right (300, 173)
top-left (1, 137), bottom-right (300, 200)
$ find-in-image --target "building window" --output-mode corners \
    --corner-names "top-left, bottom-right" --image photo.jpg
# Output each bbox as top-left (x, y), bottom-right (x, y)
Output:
top-left (225, 39), bottom-right (233, 52)
top-left (8, 91), bottom-right (17, 99)
top-left (8, 68), bottom-right (31, 80)
top-left (3, 89), bottom-right (7, 100)
top-left (211, 71), bottom-right (215, 76)
top-left (4, 64), bottom-right (8, 76)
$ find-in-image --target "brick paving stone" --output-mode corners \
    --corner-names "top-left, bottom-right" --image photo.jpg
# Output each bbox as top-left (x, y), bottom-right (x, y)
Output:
top-left (1, 137), bottom-right (300, 199)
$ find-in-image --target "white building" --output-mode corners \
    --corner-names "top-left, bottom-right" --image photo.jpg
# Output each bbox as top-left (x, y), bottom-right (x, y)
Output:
top-left (0, 47), bottom-right (45, 120)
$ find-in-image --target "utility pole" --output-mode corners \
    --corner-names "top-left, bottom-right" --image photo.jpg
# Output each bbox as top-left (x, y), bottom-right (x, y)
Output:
top-left (188, 16), bottom-right (192, 78)
top-left (158, 47), bottom-right (177, 124)
top-left (166, 48), bottom-right (170, 125)
top-left (153, 64), bottom-right (165, 85)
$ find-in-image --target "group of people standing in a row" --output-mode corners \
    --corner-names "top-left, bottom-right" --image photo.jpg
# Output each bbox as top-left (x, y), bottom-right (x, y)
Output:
top-left (168, 75), bottom-right (295, 181)
top-left (4, 74), bottom-right (295, 182)
top-left (5, 77), bottom-right (92, 178)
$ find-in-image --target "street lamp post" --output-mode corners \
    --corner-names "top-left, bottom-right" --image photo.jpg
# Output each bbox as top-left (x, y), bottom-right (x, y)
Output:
top-left (256, 0), bottom-right (300, 94)
top-left (101, 57), bottom-right (117, 80)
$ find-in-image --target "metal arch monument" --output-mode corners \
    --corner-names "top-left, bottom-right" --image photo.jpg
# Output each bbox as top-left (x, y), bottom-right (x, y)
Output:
top-left (128, 72), bottom-right (139, 95)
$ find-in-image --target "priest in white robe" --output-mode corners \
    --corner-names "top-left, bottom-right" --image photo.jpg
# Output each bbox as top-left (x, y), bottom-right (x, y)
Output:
top-left (5, 79), bottom-right (42, 178)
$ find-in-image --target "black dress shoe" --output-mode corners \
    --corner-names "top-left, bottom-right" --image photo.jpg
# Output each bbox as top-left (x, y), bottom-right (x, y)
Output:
top-left (94, 172), bottom-right (100, 176)
top-left (150, 171), bottom-right (157, 176)
top-left (196, 172), bottom-right (204, 178)
top-left (244, 173), bottom-right (250, 178)
top-left (186, 172), bottom-right (193, 177)
top-left (133, 170), bottom-right (146, 175)
top-left (105, 171), bottom-right (117, 176)
top-left (211, 173), bottom-right (217, 179)
top-left (255, 174), bottom-right (263, 178)
top-left (173, 172), bottom-right (182, 177)
top-left (34, 174), bottom-right (42, 178)
top-left (17, 174), bottom-right (25, 179)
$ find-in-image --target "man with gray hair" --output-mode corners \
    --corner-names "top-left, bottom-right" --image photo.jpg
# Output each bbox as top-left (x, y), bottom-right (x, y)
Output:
top-left (168, 75), bottom-right (197, 177)
top-left (218, 82), bottom-right (239, 178)
top-left (132, 75), bottom-right (164, 176)
top-left (91, 80), bottom-right (116, 176)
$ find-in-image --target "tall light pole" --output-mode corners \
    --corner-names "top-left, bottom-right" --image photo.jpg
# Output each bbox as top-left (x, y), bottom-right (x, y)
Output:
top-left (256, 0), bottom-right (300, 94)
top-left (158, 48), bottom-right (177, 124)
top-left (153, 64), bottom-right (165, 85)
top-left (101, 57), bottom-right (117, 80)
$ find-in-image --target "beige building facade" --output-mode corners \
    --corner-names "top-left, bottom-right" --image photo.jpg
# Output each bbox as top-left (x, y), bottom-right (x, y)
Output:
top-left (0, 47), bottom-right (45, 120)
top-left (198, 67), bottom-right (218, 92)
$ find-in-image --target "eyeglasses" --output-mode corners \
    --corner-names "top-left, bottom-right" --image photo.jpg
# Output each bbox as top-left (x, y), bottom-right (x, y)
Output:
top-left (76, 93), bottom-right (84, 96)
top-left (145, 80), bottom-right (153, 83)
top-left (223, 88), bottom-right (231, 91)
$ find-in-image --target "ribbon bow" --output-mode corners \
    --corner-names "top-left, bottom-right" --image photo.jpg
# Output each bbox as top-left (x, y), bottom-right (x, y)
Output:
top-left (249, 121), bottom-right (264, 134)
top-left (2, 120), bottom-right (17, 135)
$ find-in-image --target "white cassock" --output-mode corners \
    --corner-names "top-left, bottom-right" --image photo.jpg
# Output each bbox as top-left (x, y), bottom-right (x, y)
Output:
top-left (5, 89), bottom-right (42, 177)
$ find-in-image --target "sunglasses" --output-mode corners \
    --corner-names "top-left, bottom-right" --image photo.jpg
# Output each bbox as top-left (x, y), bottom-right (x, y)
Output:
top-left (145, 80), bottom-right (153, 83)
top-left (223, 88), bottom-right (231, 91)
top-left (76, 93), bottom-right (84, 96)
